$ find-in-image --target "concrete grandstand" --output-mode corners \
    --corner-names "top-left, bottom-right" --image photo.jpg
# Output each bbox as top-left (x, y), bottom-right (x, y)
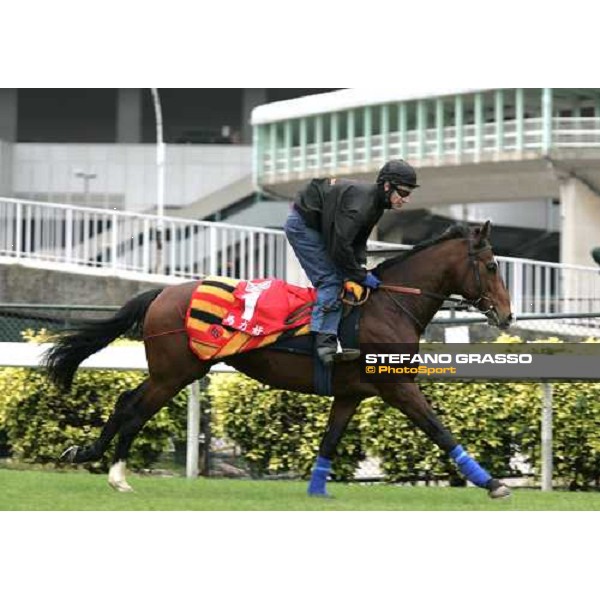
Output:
top-left (0, 88), bottom-right (336, 224)
top-left (251, 87), bottom-right (600, 266)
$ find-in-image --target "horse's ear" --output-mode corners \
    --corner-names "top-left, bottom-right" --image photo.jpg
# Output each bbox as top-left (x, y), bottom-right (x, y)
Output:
top-left (480, 220), bottom-right (491, 239)
top-left (474, 220), bottom-right (492, 244)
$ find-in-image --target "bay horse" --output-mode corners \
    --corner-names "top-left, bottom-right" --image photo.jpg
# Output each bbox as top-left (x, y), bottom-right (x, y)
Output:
top-left (44, 221), bottom-right (514, 498)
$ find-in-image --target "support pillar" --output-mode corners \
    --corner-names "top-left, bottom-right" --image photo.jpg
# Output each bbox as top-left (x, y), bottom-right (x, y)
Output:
top-left (560, 177), bottom-right (600, 267)
top-left (116, 89), bottom-right (142, 143)
top-left (0, 140), bottom-right (13, 196)
top-left (242, 88), bottom-right (267, 144)
top-left (0, 89), bottom-right (17, 142)
top-left (0, 89), bottom-right (16, 195)
top-left (559, 177), bottom-right (600, 311)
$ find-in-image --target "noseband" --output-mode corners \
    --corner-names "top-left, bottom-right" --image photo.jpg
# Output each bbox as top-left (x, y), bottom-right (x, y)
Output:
top-left (466, 237), bottom-right (495, 318)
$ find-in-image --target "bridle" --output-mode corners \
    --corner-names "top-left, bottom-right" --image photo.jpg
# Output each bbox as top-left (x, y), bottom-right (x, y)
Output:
top-left (354, 237), bottom-right (497, 330)
top-left (463, 237), bottom-right (496, 319)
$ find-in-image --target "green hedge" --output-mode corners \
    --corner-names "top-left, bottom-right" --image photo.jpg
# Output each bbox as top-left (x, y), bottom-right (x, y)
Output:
top-left (210, 373), bottom-right (364, 479)
top-left (548, 383), bottom-right (600, 489)
top-left (359, 382), bottom-right (542, 484)
top-left (2, 336), bottom-right (599, 489)
top-left (0, 367), bottom-right (188, 472)
top-left (209, 374), bottom-right (600, 489)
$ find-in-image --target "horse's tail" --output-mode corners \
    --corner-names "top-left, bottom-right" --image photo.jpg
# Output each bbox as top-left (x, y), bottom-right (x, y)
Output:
top-left (43, 288), bottom-right (164, 391)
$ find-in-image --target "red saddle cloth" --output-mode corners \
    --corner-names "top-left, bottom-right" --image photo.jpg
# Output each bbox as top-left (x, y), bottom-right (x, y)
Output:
top-left (186, 276), bottom-right (315, 361)
top-left (223, 278), bottom-right (315, 336)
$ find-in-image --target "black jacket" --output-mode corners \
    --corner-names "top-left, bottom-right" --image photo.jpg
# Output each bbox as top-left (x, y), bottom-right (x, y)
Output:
top-left (293, 178), bottom-right (390, 282)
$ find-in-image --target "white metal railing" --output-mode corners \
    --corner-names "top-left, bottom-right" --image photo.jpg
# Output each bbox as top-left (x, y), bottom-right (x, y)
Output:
top-left (498, 256), bottom-right (600, 317)
top-left (261, 117), bottom-right (600, 179)
top-left (1, 196), bottom-right (599, 323)
top-left (0, 197), bottom-right (287, 281)
top-left (553, 117), bottom-right (600, 147)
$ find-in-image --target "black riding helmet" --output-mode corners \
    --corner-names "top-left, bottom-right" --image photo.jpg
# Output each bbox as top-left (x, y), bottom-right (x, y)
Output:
top-left (376, 159), bottom-right (419, 189)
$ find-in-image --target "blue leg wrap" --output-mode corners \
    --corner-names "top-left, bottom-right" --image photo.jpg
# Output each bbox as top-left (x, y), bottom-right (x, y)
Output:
top-left (449, 445), bottom-right (492, 488)
top-left (307, 456), bottom-right (332, 496)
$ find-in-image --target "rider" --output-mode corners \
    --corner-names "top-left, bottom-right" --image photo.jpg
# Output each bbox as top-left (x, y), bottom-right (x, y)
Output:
top-left (284, 159), bottom-right (419, 365)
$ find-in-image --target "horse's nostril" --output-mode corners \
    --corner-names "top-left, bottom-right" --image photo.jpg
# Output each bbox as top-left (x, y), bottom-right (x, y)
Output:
top-left (501, 314), bottom-right (514, 329)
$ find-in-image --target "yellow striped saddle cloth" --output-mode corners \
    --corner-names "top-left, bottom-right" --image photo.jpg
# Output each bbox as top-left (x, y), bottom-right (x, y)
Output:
top-left (185, 276), bottom-right (311, 361)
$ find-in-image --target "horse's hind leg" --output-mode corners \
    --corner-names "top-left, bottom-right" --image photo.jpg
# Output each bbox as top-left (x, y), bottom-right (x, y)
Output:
top-left (378, 382), bottom-right (510, 499)
top-left (108, 365), bottom-right (211, 492)
top-left (61, 382), bottom-right (147, 465)
top-left (107, 378), bottom-right (171, 492)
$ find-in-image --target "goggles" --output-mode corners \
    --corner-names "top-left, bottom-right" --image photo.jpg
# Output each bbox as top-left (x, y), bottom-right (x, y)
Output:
top-left (391, 184), bottom-right (413, 198)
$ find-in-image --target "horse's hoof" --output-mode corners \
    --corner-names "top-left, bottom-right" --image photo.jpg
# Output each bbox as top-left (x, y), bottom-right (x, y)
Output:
top-left (108, 480), bottom-right (134, 493)
top-left (59, 445), bottom-right (80, 463)
top-left (488, 483), bottom-right (511, 499)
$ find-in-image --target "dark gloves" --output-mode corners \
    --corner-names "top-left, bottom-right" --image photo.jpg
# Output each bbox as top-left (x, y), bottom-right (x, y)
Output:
top-left (363, 273), bottom-right (381, 289)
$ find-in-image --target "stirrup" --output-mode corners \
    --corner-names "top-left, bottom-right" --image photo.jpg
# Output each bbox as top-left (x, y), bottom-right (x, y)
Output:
top-left (316, 345), bottom-right (337, 366)
top-left (316, 346), bottom-right (361, 366)
top-left (315, 333), bottom-right (337, 366)
top-left (315, 333), bottom-right (360, 365)
top-left (332, 348), bottom-right (361, 363)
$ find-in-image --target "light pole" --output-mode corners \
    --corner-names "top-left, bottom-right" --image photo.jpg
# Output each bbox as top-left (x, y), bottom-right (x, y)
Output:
top-left (151, 88), bottom-right (165, 274)
top-left (74, 170), bottom-right (97, 205)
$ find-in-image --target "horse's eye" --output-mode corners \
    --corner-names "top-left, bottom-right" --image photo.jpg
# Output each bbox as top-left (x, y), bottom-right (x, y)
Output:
top-left (486, 262), bottom-right (498, 273)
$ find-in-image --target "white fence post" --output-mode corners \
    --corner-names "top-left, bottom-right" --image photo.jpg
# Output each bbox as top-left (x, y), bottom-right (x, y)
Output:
top-left (111, 212), bottom-right (118, 270)
top-left (513, 261), bottom-right (524, 314)
top-left (65, 207), bottom-right (73, 264)
top-left (541, 382), bottom-right (553, 491)
top-left (186, 380), bottom-right (200, 479)
top-left (15, 202), bottom-right (22, 259)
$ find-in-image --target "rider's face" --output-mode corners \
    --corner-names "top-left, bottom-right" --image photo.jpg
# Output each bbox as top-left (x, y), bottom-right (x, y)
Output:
top-left (385, 182), bottom-right (412, 209)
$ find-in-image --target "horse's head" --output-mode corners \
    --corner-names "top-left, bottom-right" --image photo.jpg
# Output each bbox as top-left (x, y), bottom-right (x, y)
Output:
top-left (456, 221), bottom-right (513, 330)
top-left (374, 221), bottom-right (514, 331)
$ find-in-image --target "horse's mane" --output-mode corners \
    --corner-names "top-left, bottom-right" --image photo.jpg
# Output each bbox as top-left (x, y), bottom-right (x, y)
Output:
top-left (373, 224), bottom-right (474, 276)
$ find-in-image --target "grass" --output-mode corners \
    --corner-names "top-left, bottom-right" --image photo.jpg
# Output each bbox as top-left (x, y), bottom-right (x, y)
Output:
top-left (1, 467), bottom-right (600, 510)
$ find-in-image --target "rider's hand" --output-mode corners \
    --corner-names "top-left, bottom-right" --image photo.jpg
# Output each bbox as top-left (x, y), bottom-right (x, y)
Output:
top-left (363, 273), bottom-right (381, 289)
top-left (344, 280), bottom-right (364, 300)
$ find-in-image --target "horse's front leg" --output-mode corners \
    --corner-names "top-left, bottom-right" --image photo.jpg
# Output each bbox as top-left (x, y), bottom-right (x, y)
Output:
top-left (378, 382), bottom-right (510, 499)
top-left (308, 395), bottom-right (361, 497)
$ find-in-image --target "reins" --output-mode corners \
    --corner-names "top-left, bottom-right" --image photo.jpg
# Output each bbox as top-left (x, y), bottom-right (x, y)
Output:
top-left (342, 284), bottom-right (470, 309)
top-left (343, 238), bottom-right (496, 329)
top-left (380, 285), bottom-right (475, 329)
top-left (379, 284), bottom-right (467, 305)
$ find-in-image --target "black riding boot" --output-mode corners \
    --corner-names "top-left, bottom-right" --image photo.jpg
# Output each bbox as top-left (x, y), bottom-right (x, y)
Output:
top-left (316, 333), bottom-right (361, 366)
